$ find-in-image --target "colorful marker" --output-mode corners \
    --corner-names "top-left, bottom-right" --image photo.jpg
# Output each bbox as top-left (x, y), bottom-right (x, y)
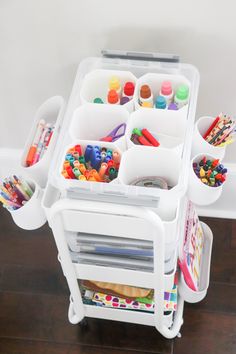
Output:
top-left (174, 84), bottom-right (189, 109)
top-left (159, 81), bottom-right (173, 105)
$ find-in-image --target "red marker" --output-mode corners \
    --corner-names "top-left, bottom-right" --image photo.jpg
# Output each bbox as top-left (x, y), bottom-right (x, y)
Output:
top-left (203, 116), bottom-right (220, 139)
top-left (66, 166), bottom-right (76, 179)
top-left (141, 129), bottom-right (160, 147)
top-left (138, 135), bottom-right (153, 146)
top-left (74, 145), bottom-right (82, 156)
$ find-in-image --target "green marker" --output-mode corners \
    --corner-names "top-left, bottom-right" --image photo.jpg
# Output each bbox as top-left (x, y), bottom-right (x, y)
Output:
top-left (73, 167), bottom-right (81, 178)
top-left (132, 128), bottom-right (142, 136)
top-left (79, 156), bottom-right (86, 164)
top-left (174, 85), bottom-right (189, 109)
top-left (93, 97), bottom-right (104, 104)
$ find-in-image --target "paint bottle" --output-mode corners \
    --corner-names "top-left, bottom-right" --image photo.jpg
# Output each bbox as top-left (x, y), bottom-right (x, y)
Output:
top-left (139, 84), bottom-right (153, 106)
top-left (107, 90), bottom-right (120, 105)
top-left (174, 84), bottom-right (189, 109)
top-left (123, 82), bottom-right (135, 100)
top-left (159, 81), bottom-right (174, 105)
top-left (109, 76), bottom-right (121, 96)
top-left (155, 95), bottom-right (167, 109)
top-left (93, 97), bottom-right (104, 104)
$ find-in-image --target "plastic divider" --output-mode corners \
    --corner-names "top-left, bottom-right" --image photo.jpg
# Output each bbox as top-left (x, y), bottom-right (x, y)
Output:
top-left (69, 103), bottom-right (129, 151)
top-left (9, 178), bottom-right (46, 230)
top-left (118, 147), bottom-right (181, 220)
top-left (80, 69), bottom-right (137, 112)
top-left (21, 96), bottom-right (65, 188)
top-left (126, 108), bottom-right (186, 155)
top-left (188, 153), bottom-right (223, 206)
top-left (191, 116), bottom-right (226, 159)
top-left (179, 222), bottom-right (213, 303)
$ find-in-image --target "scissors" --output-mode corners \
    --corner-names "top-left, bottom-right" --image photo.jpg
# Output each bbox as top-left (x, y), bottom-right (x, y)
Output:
top-left (100, 123), bottom-right (126, 142)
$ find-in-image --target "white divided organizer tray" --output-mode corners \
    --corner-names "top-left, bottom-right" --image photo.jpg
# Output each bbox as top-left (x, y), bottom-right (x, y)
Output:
top-left (1, 51), bottom-right (220, 339)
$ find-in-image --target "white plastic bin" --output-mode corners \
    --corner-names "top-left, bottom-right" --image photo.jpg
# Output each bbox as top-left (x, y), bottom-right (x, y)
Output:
top-left (191, 116), bottom-right (226, 159)
top-left (133, 73), bottom-right (190, 112)
top-left (21, 96), bottom-right (65, 187)
top-left (80, 69), bottom-right (137, 112)
top-left (9, 179), bottom-right (46, 230)
top-left (59, 140), bottom-right (122, 186)
top-left (179, 222), bottom-right (213, 303)
top-left (118, 147), bottom-right (181, 220)
top-left (188, 153), bottom-right (224, 206)
top-left (126, 108), bottom-right (186, 155)
top-left (69, 103), bottom-right (129, 151)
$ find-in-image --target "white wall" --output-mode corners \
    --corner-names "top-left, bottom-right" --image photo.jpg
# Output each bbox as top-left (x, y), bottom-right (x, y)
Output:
top-left (0, 0), bottom-right (236, 162)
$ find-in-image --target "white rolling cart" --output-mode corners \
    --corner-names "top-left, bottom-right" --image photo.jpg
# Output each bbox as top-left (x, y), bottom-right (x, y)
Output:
top-left (2, 51), bottom-right (216, 338)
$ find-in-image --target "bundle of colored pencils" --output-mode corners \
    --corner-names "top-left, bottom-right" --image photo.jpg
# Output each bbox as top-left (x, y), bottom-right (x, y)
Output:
top-left (0, 176), bottom-right (33, 211)
top-left (203, 113), bottom-right (235, 147)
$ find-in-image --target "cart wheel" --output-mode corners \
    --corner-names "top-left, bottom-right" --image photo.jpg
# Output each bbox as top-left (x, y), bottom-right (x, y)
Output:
top-left (79, 318), bottom-right (88, 328)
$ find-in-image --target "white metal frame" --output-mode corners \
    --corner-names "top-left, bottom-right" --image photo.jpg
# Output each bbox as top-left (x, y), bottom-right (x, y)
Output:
top-left (49, 199), bottom-right (184, 339)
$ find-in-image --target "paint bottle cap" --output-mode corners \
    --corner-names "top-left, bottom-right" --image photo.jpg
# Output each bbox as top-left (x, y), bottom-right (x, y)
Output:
top-left (109, 77), bottom-right (121, 91)
top-left (161, 81), bottom-right (172, 96)
top-left (168, 102), bottom-right (178, 110)
top-left (107, 90), bottom-right (119, 104)
top-left (142, 102), bottom-right (152, 108)
top-left (93, 97), bottom-right (104, 104)
top-left (140, 85), bottom-right (152, 99)
top-left (124, 82), bottom-right (135, 96)
top-left (120, 96), bottom-right (130, 105)
top-left (175, 85), bottom-right (189, 100)
top-left (155, 95), bottom-right (167, 109)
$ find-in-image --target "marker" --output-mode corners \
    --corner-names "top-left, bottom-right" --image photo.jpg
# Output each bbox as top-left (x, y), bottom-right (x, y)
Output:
top-left (138, 135), bottom-right (153, 146)
top-left (141, 129), bottom-right (160, 147)
top-left (139, 85), bottom-right (153, 107)
top-left (131, 134), bottom-right (141, 145)
top-left (107, 90), bottom-right (120, 104)
top-left (132, 128), bottom-right (142, 136)
top-left (155, 95), bottom-right (167, 109)
top-left (160, 81), bottom-right (173, 105)
top-left (79, 175), bottom-right (87, 181)
top-left (99, 163), bottom-right (108, 179)
top-left (26, 119), bottom-right (45, 166)
top-left (203, 116), bottom-right (220, 139)
top-left (93, 97), bottom-right (104, 104)
top-left (123, 82), bottom-right (135, 100)
top-left (174, 85), bottom-right (189, 109)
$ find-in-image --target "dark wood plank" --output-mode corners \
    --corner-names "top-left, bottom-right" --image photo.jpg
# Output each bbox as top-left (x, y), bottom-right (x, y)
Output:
top-left (0, 338), bottom-right (153, 354)
top-left (0, 264), bottom-right (68, 295)
top-left (0, 291), bottom-right (173, 354)
top-left (0, 208), bottom-right (58, 270)
top-left (185, 282), bottom-right (236, 314)
top-left (174, 309), bottom-right (236, 354)
top-left (200, 217), bottom-right (236, 284)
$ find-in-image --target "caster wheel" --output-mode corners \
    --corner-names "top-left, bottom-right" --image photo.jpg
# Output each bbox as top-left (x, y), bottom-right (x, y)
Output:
top-left (177, 332), bottom-right (182, 338)
top-left (79, 318), bottom-right (88, 328)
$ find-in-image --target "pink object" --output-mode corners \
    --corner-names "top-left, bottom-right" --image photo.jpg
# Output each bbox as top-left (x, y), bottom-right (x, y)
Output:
top-left (161, 81), bottom-right (172, 96)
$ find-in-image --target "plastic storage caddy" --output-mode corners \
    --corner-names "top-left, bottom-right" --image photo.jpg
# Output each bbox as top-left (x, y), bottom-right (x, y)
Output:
top-left (47, 52), bottom-right (199, 215)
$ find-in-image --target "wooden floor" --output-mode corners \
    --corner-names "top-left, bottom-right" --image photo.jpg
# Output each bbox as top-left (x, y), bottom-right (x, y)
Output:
top-left (0, 207), bottom-right (235, 354)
